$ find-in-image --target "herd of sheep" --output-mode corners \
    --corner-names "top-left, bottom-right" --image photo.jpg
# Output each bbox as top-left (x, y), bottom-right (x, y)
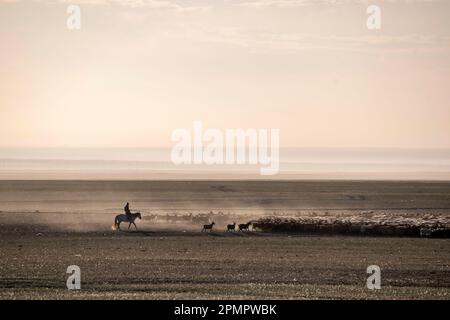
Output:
top-left (144, 211), bottom-right (450, 238)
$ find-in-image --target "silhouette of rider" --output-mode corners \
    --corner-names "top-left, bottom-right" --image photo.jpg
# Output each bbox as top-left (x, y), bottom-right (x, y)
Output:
top-left (124, 202), bottom-right (131, 219)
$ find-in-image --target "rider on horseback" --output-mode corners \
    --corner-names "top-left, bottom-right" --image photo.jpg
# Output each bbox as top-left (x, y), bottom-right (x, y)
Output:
top-left (114, 204), bottom-right (142, 230)
top-left (124, 202), bottom-right (132, 220)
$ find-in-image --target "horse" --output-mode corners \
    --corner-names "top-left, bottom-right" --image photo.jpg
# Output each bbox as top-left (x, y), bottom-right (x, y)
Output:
top-left (113, 212), bottom-right (142, 230)
top-left (202, 221), bottom-right (215, 232)
top-left (238, 222), bottom-right (252, 232)
top-left (227, 222), bottom-right (236, 231)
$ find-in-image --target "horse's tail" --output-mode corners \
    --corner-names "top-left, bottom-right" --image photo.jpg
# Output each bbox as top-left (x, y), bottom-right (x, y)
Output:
top-left (112, 216), bottom-right (119, 230)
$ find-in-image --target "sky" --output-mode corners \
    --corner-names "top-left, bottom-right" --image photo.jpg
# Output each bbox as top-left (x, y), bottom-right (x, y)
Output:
top-left (0, 0), bottom-right (449, 149)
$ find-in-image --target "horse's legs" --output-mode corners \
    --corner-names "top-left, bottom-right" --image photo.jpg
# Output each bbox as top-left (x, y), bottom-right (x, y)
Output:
top-left (117, 221), bottom-right (121, 230)
top-left (128, 222), bottom-right (131, 229)
top-left (133, 222), bottom-right (137, 229)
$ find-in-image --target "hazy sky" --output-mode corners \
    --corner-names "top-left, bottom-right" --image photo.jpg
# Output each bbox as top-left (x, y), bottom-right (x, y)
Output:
top-left (1, 0), bottom-right (449, 148)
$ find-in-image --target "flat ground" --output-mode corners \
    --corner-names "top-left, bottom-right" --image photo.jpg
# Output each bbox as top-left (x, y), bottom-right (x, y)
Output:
top-left (0, 231), bottom-right (449, 299)
top-left (0, 180), bottom-right (449, 299)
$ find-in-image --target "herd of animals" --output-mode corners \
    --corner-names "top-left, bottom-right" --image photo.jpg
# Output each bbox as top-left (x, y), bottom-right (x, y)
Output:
top-left (114, 211), bottom-right (449, 237)
top-left (144, 211), bottom-right (261, 232)
top-left (201, 221), bottom-right (256, 232)
top-left (114, 211), bottom-right (261, 232)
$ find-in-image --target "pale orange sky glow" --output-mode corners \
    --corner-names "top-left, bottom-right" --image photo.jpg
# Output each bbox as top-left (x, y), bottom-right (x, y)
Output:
top-left (0, 0), bottom-right (449, 148)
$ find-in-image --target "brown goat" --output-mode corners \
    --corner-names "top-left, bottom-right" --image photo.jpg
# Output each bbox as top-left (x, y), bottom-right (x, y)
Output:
top-left (202, 221), bottom-right (215, 232)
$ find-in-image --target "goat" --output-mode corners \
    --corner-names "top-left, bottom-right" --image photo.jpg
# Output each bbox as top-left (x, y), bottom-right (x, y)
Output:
top-left (238, 222), bottom-right (252, 231)
top-left (202, 221), bottom-right (215, 232)
top-left (227, 222), bottom-right (236, 231)
top-left (251, 222), bottom-right (262, 231)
